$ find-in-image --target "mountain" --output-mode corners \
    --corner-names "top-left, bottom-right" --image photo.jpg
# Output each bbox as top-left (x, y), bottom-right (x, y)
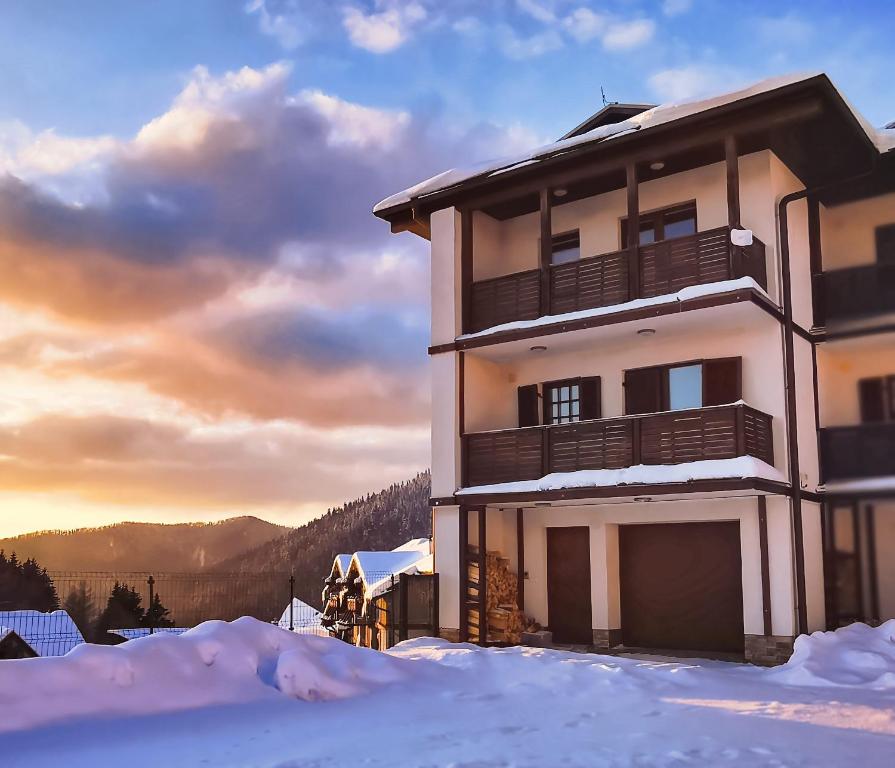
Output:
top-left (0, 516), bottom-right (289, 572)
top-left (215, 471), bottom-right (432, 608)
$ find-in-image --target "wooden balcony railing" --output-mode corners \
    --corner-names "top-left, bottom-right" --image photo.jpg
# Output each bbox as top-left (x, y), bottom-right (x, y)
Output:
top-left (820, 263), bottom-right (895, 325)
top-left (463, 404), bottom-right (774, 488)
top-left (468, 226), bottom-right (767, 333)
top-left (821, 423), bottom-right (895, 482)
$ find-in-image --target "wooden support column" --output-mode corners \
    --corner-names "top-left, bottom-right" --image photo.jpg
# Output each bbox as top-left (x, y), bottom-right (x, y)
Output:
top-left (539, 189), bottom-right (552, 316)
top-left (516, 508), bottom-right (525, 612)
top-left (478, 506), bottom-right (487, 646)
top-left (460, 208), bottom-right (474, 334)
top-left (626, 164), bottom-right (641, 299)
top-left (725, 135), bottom-right (741, 228)
top-left (459, 505), bottom-right (469, 642)
top-left (757, 496), bottom-right (773, 636)
top-left (459, 351), bottom-right (467, 489)
top-left (852, 501), bottom-right (865, 619)
top-left (866, 504), bottom-right (880, 623)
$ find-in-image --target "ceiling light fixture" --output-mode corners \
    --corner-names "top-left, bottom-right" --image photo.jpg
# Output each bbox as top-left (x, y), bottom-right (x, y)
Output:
top-left (553, 187), bottom-right (568, 197)
top-left (650, 160), bottom-right (665, 171)
top-left (636, 328), bottom-right (656, 337)
top-left (529, 345), bottom-right (548, 352)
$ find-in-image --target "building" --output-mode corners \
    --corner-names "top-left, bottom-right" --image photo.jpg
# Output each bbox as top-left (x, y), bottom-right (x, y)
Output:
top-left (276, 598), bottom-right (328, 636)
top-left (0, 610), bottom-right (84, 657)
top-left (0, 628), bottom-right (38, 659)
top-left (321, 539), bottom-right (436, 649)
top-left (374, 73), bottom-right (895, 664)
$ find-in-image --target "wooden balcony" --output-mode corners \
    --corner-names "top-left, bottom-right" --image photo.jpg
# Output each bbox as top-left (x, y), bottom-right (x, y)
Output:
top-left (463, 404), bottom-right (774, 488)
top-left (468, 226), bottom-right (767, 333)
top-left (820, 263), bottom-right (895, 325)
top-left (821, 423), bottom-right (895, 482)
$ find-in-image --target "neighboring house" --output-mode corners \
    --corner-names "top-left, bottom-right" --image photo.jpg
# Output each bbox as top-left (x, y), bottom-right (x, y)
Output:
top-left (322, 539), bottom-right (435, 649)
top-left (0, 628), bottom-right (38, 659)
top-left (374, 72), bottom-right (895, 664)
top-left (0, 610), bottom-right (84, 657)
top-left (276, 598), bottom-right (328, 636)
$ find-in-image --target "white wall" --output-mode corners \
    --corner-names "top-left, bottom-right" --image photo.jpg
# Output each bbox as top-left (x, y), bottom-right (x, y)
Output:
top-left (430, 207), bottom-right (461, 346)
top-left (434, 505), bottom-right (460, 631)
top-left (817, 333), bottom-right (895, 427)
top-left (431, 352), bottom-right (461, 497)
top-left (820, 193), bottom-right (895, 270)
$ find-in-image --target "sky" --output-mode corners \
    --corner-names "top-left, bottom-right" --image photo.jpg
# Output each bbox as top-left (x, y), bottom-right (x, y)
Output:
top-left (0, 0), bottom-right (892, 538)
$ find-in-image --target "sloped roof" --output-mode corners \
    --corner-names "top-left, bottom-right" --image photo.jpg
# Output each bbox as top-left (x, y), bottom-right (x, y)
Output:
top-left (349, 539), bottom-right (433, 602)
top-left (277, 597), bottom-right (324, 631)
top-left (0, 610), bottom-right (84, 657)
top-left (374, 72), bottom-right (889, 215)
top-left (560, 102), bottom-right (655, 140)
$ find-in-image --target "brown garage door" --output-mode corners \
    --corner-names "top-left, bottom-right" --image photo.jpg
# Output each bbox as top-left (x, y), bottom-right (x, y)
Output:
top-left (619, 521), bottom-right (744, 653)
top-left (547, 527), bottom-right (593, 645)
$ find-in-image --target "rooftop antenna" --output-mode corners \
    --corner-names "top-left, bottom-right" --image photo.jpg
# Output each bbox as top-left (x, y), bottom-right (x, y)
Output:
top-left (601, 86), bottom-right (608, 107)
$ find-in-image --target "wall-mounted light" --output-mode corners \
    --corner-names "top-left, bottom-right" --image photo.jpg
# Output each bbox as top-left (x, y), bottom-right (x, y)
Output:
top-left (636, 328), bottom-right (656, 337)
top-left (553, 188), bottom-right (568, 197)
top-left (649, 160), bottom-right (665, 171)
top-left (530, 345), bottom-right (548, 352)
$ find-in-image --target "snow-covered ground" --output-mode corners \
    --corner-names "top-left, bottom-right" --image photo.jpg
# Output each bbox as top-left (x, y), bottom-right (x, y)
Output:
top-left (1, 618), bottom-right (894, 767)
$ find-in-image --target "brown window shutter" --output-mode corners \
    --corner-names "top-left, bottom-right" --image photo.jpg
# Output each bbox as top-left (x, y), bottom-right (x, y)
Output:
top-left (859, 378), bottom-right (885, 423)
top-left (624, 367), bottom-right (663, 415)
top-left (518, 384), bottom-right (540, 427)
top-left (579, 376), bottom-right (602, 420)
top-left (703, 357), bottom-right (742, 406)
top-left (877, 223), bottom-right (895, 265)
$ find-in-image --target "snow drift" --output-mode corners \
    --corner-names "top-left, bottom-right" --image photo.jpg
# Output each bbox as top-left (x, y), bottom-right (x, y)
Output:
top-left (771, 619), bottom-right (895, 689)
top-left (0, 617), bottom-right (425, 733)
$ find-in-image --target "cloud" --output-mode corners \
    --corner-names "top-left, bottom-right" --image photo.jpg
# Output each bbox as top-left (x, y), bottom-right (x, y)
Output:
top-left (515, 0), bottom-right (556, 25)
top-left (498, 24), bottom-right (564, 59)
top-left (647, 64), bottom-right (745, 102)
top-left (662, 0), bottom-right (693, 17)
top-left (561, 8), bottom-right (607, 44)
top-left (245, 0), bottom-right (308, 50)
top-left (342, 2), bottom-right (427, 53)
top-left (755, 13), bottom-right (814, 46)
top-left (601, 19), bottom-right (655, 51)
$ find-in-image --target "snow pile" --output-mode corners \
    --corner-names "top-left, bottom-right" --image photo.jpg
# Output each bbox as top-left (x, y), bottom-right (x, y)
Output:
top-left (0, 617), bottom-right (423, 733)
top-left (771, 620), bottom-right (895, 689)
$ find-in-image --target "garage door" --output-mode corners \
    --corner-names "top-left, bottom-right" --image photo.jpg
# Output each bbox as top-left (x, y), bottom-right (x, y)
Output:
top-left (619, 521), bottom-right (744, 653)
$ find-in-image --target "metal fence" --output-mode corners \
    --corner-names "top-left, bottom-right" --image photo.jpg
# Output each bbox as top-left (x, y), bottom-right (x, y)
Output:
top-left (1, 571), bottom-right (323, 655)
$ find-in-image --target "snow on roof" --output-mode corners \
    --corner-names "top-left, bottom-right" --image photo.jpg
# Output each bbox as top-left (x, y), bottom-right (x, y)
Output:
top-left (390, 537), bottom-right (431, 556)
top-left (458, 276), bottom-right (767, 342)
top-left (0, 610), bottom-right (84, 657)
top-left (334, 554), bottom-right (352, 576)
top-left (277, 597), bottom-right (324, 631)
top-left (375, 72), bottom-right (889, 214)
top-left (110, 628), bottom-right (189, 641)
top-left (350, 543), bottom-right (433, 603)
top-left (456, 456), bottom-right (786, 497)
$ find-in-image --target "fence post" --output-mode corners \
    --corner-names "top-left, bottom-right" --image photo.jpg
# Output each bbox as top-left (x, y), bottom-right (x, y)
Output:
top-left (399, 572), bottom-right (409, 643)
top-left (289, 573), bottom-right (295, 631)
top-left (147, 574), bottom-right (155, 635)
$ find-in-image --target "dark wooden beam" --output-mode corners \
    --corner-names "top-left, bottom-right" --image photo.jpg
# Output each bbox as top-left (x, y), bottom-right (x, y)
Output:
top-left (459, 351), bottom-right (467, 489)
top-left (757, 496), bottom-right (773, 636)
top-left (478, 506), bottom-right (487, 647)
top-left (807, 195), bottom-right (824, 327)
top-left (626, 163), bottom-right (640, 299)
top-left (852, 501), bottom-right (864, 619)
top-left (459, 505), bottom-right (469, 642)
top-left (460, 209), bottom-right (474, 335)
top-left (725, 135), bottom-right (741, 228)
top-left (866, 504), bottom-right (880, 622)
top-left (539, 189), bottom-right (552, 316)
top-left (516, 508), bottom-right (525, 612)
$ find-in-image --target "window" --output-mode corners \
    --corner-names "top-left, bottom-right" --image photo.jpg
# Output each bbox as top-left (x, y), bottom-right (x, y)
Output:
top-left (547, 380), bottom-right (580, 424)
top-left (859, 375), bottom-right (895, 423)
top-left (624, 358), bottom-right (741, 415)
top-left (876, 224), bottom-right (895, 265)
top-left (551, 231), bottom-right (580, 265)
top-left (621, 202), bottom-right (697, 248)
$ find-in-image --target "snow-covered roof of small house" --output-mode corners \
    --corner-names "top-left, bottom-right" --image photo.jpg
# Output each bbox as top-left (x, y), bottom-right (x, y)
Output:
top-left (0, 610), bottom-right (84, 657)
top-left (277, 597), bottom-right (326, 636)
top-left (110, 627), bottom-right (189, 641)
top-left (349, 538), bottom-right (433, 602)
top-left (374, 72), bottom-right (891, 215)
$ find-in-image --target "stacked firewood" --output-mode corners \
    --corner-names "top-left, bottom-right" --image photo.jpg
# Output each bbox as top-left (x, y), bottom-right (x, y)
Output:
top-left (467, 546), bottom-right (540, 644)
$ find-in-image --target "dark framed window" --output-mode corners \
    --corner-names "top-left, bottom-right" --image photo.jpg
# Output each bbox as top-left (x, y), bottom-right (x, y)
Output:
top-left (876, 223), bottom-right (895, 265)
top-left (624, 357), bottom-right (741, 415)
top-left (517, 377), bottom-right (601, 427)
top-left (545, 379), bottom-right (581, 424)
top-left (621, 201), bottom-right (697, 248)
top-left (551, 230), bottom-right (581, 265)
top-left (859, 375), bottom-right (895, 423)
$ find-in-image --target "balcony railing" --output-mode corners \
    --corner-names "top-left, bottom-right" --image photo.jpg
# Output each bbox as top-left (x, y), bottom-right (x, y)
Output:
top-left (820, 263), bottom-right (895, 325)
top-left (463, 404), bottom-right (774, 488)
top-left (468, 226), bottom-right (767, 333)
top-left (821, 423), bottom-right (895, 482)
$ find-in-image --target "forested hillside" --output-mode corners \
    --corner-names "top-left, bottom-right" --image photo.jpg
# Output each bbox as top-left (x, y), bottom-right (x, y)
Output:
top-left (0, 517), bottom-right (288, 572)
top-left (216, 471), bottom-right (432, 606)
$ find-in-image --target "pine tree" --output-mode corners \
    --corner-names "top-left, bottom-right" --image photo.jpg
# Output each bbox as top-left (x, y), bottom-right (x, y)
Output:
top-left (62, 581), bottom-right (95, 637)
top-left (142, 592), bottom-right (174, 629)
top-left (93, 582), bottom-right (145, 642)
